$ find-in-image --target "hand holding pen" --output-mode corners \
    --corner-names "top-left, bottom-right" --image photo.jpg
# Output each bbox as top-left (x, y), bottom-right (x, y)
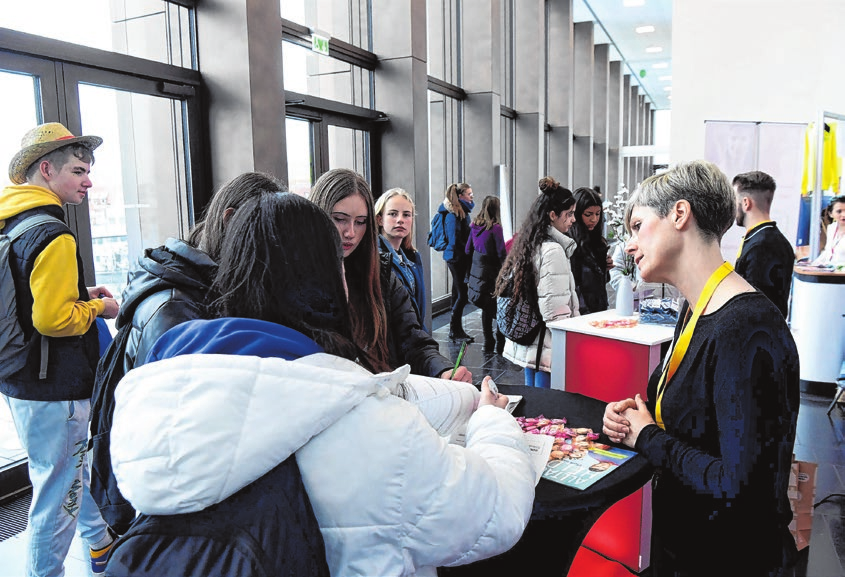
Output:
top-left (441, 341), bottom-right (473, 383)
top-left (478, 376), bottom-right (508, 409)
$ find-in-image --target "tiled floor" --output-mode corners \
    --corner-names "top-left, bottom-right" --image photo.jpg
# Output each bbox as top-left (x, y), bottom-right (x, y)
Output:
top-left (0, 307), bottom-right (842, 576)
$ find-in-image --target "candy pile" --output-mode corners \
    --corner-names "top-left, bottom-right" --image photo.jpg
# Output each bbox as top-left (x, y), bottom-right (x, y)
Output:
top-left (588, 318), bottom-right (639, 329)
top-left (516, 415), bottom-right (601, 460)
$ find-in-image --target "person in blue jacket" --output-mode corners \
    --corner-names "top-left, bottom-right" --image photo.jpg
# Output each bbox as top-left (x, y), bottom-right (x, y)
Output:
top-left (438, 182), bottom-right (475, 341)
top-left (375, 187), bottom-right (429, 332)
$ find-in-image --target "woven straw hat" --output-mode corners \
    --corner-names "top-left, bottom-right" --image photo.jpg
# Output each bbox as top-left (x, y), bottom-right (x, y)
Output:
top-left (8, 122), bottom-right (102, 185)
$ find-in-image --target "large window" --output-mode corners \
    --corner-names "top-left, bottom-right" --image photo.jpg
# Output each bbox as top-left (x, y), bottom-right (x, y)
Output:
top-left (428, 90), bottom-right (463, 306)
top-left (428, 0), bottom-right (461, 85)
top-left (281, 0), bottom-right (371, 50)
top-left (0, 0), bottom-right (195, 68)
top-left (282, 40), bottom-right (372, 108)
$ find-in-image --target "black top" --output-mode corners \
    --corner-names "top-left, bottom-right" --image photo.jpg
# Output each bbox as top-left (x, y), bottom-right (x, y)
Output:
top-left (637, 292), bottom-right (799, 575)
top-left (570, 242), bottom-right (610, 314)
top-left (116, 238), bottom-right (217, 371)
top-left (735, 222), bottom-right (795, 317)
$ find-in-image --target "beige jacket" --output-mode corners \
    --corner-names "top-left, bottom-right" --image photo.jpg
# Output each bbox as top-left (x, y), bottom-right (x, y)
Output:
top-left (503, 226), bottom-right (579, 371)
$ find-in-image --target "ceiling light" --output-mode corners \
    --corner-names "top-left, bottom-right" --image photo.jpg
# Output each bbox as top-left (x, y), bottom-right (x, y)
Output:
top-left (636, 25), bottom-right (655, 34)
top-left (645, 46), bottom-right (664, 54)
top-left (623, 0), bottom-right (646, 6)
top-left (658, 75), bottom-right (672, 81)
top-left (652, 62), bottom-right (669, 69)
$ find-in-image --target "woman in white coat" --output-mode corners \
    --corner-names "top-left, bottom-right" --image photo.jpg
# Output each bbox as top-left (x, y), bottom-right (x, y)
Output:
top-left (109, 193), bottom-right (536, 577)
top-left (495, 177), bottom-right (579, 388)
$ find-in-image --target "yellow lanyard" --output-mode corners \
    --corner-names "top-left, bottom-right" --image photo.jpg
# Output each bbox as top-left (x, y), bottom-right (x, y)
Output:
top-left (655, 262), bottom-right (734, 429)
top-left (735, 220), bottom-right (773, 260)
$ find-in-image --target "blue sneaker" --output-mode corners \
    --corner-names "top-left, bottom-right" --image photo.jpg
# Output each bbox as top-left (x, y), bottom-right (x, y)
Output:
top-left (90, 530), bottom-right (117, 574)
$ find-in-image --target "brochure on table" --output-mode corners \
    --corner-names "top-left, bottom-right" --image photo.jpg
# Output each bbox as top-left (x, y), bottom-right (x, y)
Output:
top-left (539, 442), bottom-right (637, 490)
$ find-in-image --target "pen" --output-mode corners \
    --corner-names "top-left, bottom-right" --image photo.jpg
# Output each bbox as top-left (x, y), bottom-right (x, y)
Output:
top-left (451, 341), bottom-right (467, 379)
top-left (487, 379), bottom-right (498, 396)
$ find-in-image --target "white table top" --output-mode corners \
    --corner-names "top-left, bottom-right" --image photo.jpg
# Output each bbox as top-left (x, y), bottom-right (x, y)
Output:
top-left (547, 309), bottom-right (675, 346)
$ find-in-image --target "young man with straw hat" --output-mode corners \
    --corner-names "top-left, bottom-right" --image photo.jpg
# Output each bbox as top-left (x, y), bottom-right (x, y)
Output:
top-left (1, 122), bottom-right (120, 576)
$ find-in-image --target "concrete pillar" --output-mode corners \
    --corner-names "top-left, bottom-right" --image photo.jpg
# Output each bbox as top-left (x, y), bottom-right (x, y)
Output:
top-left (196, 0), bottom-right (286, 188)
top-left (547, 0), bottom-right (574, 189)
top-left (463, 0), bottom-right (502, 200)
top-left (572, 21), bottom-right (594, 189)
top-left (607, 60), bottom-right (623, 199)
top-left (371, 0), bottom-right (433, 326)
top-left (622, 74), bottom-right (632, 189)
top-left (512, 0), bottom-right (546, 228)
top-left (592, 43), bottom-right (609, 196)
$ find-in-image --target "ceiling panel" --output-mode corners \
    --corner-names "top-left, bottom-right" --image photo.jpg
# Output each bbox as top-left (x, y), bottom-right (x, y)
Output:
top-left (573, 0), bottom-right (673, 111)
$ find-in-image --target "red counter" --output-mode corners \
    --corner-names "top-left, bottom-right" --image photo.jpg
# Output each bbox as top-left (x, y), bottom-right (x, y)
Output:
top-left (548, 310), bottom-right (674, 574)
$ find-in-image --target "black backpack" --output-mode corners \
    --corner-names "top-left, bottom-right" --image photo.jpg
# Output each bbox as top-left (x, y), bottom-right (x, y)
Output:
top-left (104, 457), bottom-right (330, 577)
top-left (88, 324), bottom-right (136, 534)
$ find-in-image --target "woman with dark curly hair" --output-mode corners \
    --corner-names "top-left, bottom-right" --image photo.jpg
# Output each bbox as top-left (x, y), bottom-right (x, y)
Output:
top-left (495, 177), bottom-right (579, 388)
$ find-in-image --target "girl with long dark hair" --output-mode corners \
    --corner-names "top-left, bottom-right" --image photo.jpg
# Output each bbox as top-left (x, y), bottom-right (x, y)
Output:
top-left (567, 187), bottom-right (611, 314)
top-left (310, 168), bottom-right (472, 382)
top-left (438, 182), bottom-right (475, 341)
top-left (466, 195), bottom-right (507, 353)
top-left (495, 177), bottom-right (579, 388)
top-left (109, 192), bottom-right (536, 577)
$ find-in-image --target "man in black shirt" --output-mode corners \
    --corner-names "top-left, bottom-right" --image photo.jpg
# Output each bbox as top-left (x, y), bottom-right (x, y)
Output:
top-left (732, 171), bottom-right (796, 317)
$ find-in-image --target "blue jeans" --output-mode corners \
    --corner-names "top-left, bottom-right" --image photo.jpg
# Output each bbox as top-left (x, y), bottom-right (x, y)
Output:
top-left (523, 367), bottom-right (551, 388)
top-left (4, 396), bottom-right (110, 577)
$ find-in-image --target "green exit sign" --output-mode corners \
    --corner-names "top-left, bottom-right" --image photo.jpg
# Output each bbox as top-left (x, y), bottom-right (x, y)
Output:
top-left (312, 34), bottom-right (330, 56)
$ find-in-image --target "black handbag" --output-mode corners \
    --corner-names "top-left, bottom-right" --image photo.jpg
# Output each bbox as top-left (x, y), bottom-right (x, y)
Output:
top-left (496, 276), bottom-right (545, 346)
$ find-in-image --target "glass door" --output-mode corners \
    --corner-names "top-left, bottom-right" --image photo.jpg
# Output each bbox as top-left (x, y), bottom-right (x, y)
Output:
top-left (285, 104), bottom-right (379, 195)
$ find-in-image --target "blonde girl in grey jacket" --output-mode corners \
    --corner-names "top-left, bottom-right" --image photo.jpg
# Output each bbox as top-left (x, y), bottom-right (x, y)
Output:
top-left (495, 177), bottom-right (579, 387)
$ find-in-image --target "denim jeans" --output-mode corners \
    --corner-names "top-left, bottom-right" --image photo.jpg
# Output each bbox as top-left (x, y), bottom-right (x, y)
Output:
top-left (4, 396), bottom-right (110, 577)
top-left (523, 367), bottom-right (551, 388)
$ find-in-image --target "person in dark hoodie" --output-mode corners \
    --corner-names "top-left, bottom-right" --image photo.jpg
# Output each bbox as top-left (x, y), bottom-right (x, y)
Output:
top-left (89, 172), bottom-right (287, 536)
top-left (115, 172), bottom-right (286, 372)
top-left (465, 195), bottom-right (507, 353)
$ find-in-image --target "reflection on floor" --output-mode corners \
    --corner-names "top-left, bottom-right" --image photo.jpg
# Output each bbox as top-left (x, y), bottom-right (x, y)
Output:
top-left (0, 307), bottom-right (842, 576)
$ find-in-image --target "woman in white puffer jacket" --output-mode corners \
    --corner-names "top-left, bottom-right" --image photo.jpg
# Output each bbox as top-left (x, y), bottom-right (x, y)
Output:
top-left (110, 193), bottom-right (536, 577)
top-left (497, 177), bottom-right (579, 388)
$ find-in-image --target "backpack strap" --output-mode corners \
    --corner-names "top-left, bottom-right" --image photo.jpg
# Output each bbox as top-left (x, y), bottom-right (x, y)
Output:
top-left (6, 213), bottom-right (68, 241)
top-left (6, 213), bottom-right (71, 379)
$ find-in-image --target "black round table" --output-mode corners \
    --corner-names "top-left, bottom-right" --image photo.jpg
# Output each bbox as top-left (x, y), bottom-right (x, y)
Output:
top-left (439, 385), bottom-right (653, 577)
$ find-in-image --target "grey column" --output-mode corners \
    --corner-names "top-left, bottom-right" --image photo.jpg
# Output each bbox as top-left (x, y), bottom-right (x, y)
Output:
top-left (629, 85), bottom-right (640, 187)
top-left (371, 0), bottom-right (433, 327)
top-left (622, 74), bottom-right (631, 190)
top-left (547, 0), bottom-right (574, 188)
top-left (572, 21), bottom-right (594, 189)
top-left (196, 0), bottom-right (286, 188)
top-left (592, 43), bottom-right (609, 196)
top-left (463, 0), bottom-right (502, 200)
top-left (607, 61), bottom-right (623, 199)
top-left (512, 0), bottom-right (546, 228)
